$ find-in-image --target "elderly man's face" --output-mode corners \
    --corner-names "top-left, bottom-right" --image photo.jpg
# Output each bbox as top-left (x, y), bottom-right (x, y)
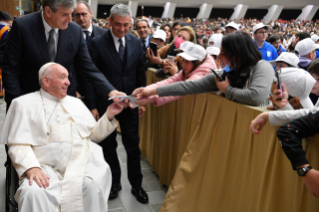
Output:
top-left (43, 65), bottom-right (70, 99)
top-left (44, 6), bottom-right (73, 30)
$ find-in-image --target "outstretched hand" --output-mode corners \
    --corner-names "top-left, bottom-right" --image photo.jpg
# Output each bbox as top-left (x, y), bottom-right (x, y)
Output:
top-left (132, 87), bottom-right (158, 99)
top-left (250, 112), bottom-right (269, 134)
top-left (106, 101), bottom-right (125, 120)
top-left (109, 90), bottom-right (129, 107)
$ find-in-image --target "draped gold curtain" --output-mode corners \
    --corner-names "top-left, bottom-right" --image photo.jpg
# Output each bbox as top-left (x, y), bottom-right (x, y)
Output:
top-left (139, 69), bottom-right (319, 212)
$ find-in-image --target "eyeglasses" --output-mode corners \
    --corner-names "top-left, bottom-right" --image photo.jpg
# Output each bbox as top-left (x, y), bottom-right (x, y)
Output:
top-left (74, 13), bottom-right (88, 18)
top-left (257, 31), bottom-right (268, 35)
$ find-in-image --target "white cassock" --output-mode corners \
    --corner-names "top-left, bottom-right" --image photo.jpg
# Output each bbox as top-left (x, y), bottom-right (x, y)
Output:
top-left (0, 89), bottom-right (118, 212)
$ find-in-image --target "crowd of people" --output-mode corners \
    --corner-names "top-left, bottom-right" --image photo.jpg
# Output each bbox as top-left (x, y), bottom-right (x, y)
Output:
top-left (1, 0), bottom-right (319, 211)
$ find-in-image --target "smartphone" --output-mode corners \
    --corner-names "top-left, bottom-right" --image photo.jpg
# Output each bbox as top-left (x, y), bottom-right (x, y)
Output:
top-left (167, 55), bottom-right (174, 64)
top-left (149, 42), bottom-right (157, 56)
top-left (211, 68), bottom-right (223, 81)
top-left (276, 70), bottom-right (282, 101)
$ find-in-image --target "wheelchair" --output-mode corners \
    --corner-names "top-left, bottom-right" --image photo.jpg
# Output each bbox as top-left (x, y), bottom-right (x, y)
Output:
top-left (4, 145), bottom-right (18, 212)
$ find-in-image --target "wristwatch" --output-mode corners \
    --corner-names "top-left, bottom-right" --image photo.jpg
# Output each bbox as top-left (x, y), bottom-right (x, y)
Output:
top-left (297, 166), bottom-right (312, 176)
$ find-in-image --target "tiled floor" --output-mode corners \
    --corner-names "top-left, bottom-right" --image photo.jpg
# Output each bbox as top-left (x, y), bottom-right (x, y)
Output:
top-left (0, 98), bottom-right (167, 212)
top-left (110, 133), bottom-right (167, 212)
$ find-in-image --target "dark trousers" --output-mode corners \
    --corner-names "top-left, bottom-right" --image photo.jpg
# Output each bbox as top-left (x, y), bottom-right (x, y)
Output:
top-left (98, 107), bottom-right (143, 189)
top-left (276, 111), bottom-right (319, 170)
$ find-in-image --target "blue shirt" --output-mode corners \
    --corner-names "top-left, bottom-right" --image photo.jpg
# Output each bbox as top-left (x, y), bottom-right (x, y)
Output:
top-left (141, 34), bottom-right (151, 49)
top-left (255, 41), bottom-right (278, 62)
top-left (277, 45), bottom-right (286, 56)
top-left (316, 49), bottom-right (319, 60)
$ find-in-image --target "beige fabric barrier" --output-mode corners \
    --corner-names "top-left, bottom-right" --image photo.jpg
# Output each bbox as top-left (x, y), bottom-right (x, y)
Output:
top-left (139, 69), bottom-right (319, 212)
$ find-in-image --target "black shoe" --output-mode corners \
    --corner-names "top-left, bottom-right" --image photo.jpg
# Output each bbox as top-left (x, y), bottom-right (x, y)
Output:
top-left (109, 183), bottom-right (122, 200)
top-left (131, 187), bottom-right (149, 204)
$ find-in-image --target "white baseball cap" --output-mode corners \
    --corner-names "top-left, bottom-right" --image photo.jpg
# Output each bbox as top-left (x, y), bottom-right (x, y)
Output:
top-left (39, 62), bottom-right (57, 81)
top-left (206, 47), bottom-right (220, 56)
top-left (152, 29), bottom-right (166, 42)
top-left (177, 44), bottom-right (206, 61)
top-left (208, 34), bottom-right (223, 48)
top-left (174, 41), bottom-right (193, 52)
top-left (269, 52), bottom-right (299, 68)
top-left (311, 34), bottom-right (319, 43)
top-left (295, 38), bottom-right (319, 56)
top-left (253, 23), bottom-right (271, 34)
top-left (225, 22), bottom-right (239, 30)
top-left (280, 68), bottom-right (316, 109)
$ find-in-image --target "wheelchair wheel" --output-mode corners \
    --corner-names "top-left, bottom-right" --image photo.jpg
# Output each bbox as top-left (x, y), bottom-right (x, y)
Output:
top-left (4, 145), bottom-right (18, 212)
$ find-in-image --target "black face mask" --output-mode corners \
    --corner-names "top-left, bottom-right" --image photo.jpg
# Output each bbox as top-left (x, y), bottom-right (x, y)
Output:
top-left (221, 65), bottom-right (251, 89)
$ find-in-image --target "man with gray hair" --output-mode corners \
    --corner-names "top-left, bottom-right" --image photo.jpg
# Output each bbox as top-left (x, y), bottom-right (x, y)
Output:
top-left (0, 62), bottom-right (125, 212)
top-left (2, 0), bottom-right (124, 111)
top-left (87, 3), bottom-right (148, 203)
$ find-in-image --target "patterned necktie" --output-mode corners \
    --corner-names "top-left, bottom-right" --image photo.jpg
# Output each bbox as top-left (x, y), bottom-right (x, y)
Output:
top-left (84, 30), bottom-right (90, 44)
top-left (118, 38), bottom-right (124, 62)
top-left (48, 29), bottom-right (56, 62)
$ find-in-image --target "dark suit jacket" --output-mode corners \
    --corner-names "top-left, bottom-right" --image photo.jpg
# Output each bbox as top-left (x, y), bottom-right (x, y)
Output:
top-left (2, 11), bottom-right (115, 107)
top-left (75, 25), bottom-right (107, 96)
top-left (91, 25), bottom-right (106, 42)
top-left (86, 30), bottom-right (146, 111)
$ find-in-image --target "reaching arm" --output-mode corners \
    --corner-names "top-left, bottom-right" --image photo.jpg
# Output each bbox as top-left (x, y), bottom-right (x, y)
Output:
top-left (157, 73), bottom-right (218, 97)
top-left (75, 35), bottom-right (116, 100)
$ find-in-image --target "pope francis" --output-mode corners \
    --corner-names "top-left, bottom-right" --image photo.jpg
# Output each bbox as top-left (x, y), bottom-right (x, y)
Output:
top-left (0, 62), bottom-right (126, 212)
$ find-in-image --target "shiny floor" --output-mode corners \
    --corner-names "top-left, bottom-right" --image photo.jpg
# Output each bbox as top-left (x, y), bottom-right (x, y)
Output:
top-left (0, 98), bottom-right (167, 212)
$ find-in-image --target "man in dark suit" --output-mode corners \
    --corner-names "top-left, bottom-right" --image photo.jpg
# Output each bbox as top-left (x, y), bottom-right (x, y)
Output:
top-left (136, 19), bottom-right (152, 54)
top-left (74, 1), bottom-right (106, 45)
top-left (87, 4), bottom-right (148, 203)
top-left (74, 1), bottom-right (106, 118)
top-left (2, 0), bottom-right (124, 110)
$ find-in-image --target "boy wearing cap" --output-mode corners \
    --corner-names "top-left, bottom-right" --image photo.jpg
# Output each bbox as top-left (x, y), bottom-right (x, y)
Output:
top-left (224, 22), bottom-right (238, 35)
top-left (295, 38), bottom-right (318, 70)
top-left (208, 34), bottom-right (223, 48)
top-left (206, 46), bottom-right (221, 70)
top-left (150, 29), bottom-right (166, 50)
top-left (253, 23), bottom-right (278, 63)
top-left (268, 68), bottom-right (316, 111)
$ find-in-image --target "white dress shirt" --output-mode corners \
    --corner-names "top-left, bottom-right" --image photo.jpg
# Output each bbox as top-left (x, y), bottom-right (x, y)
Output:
top-left (41, 11), bottom-right (59, 57)
top-left (110, 27), bottom-right (125, 52)
top-left (83, 22), bottom-right (93, 40)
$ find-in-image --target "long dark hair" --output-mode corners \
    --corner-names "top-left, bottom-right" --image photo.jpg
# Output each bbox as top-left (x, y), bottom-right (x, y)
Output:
top-left (221, 31), bottom-right (262, 70)
top-left (160, 24), bottom-right (173, 43)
